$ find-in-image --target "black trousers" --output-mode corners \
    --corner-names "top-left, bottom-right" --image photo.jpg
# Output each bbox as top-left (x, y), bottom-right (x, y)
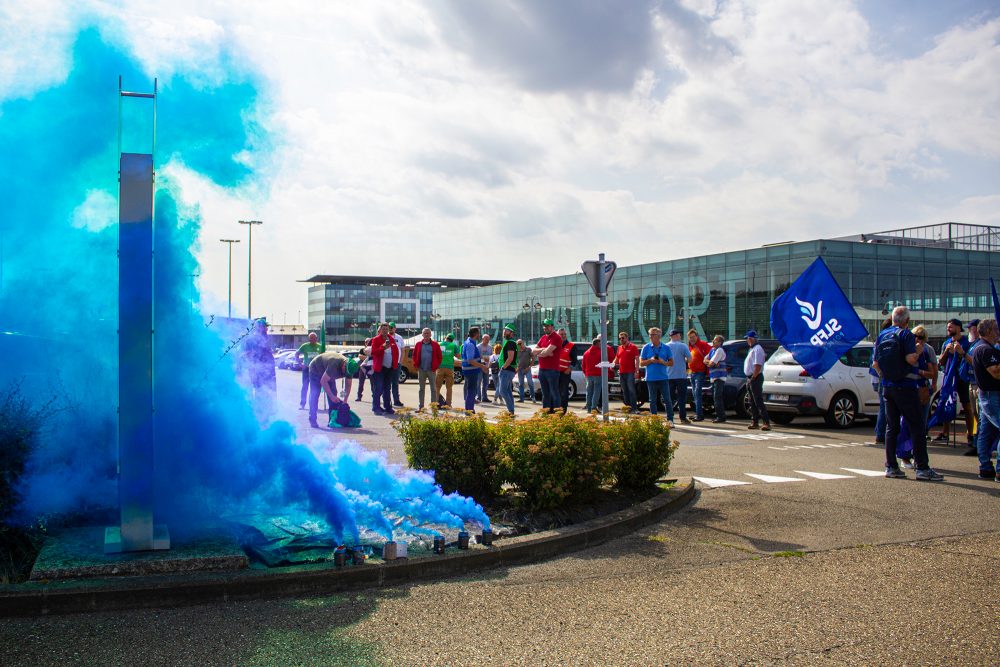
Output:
top-left (747, 374), bottom-right (769, 424)
top-left (559, 373), bottom-right (571, 411)
top-left (884, 386), bottom-right (929, 470)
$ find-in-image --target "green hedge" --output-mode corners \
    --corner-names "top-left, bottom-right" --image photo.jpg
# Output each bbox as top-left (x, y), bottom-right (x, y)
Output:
top-left (393, 408), bottom-right (678, 510)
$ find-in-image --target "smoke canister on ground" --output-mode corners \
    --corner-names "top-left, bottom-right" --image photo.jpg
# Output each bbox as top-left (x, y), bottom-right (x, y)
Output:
top-left (480, 529), bottom-right (493, 546)
top-left (433, 535), bottom-right (445, 554)
top-left (458, 531), bottom-right (470, 549)
top-left (334, 545), bottom-right (347, 566)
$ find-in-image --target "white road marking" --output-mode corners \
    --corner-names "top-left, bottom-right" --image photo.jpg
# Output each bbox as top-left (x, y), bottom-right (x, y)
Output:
top-left (744, 473), bottom-right (806, 483)
top-left (673, 424), bottom-right (738, 433)
top-left (693, 476), bottom-right (752, 488)
top-left (841, 467), bottom-right (886, 477)
top-left (730, 433), bottom-right (807, 441)
top-left (795, 470), bottom-right (855, 480)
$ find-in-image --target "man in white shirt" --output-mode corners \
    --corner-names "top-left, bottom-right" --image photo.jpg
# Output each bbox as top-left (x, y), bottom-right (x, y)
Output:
top-left (743, 330), bottom-right (770, 431)
top-left (388, 322), bottom-right (406, 407)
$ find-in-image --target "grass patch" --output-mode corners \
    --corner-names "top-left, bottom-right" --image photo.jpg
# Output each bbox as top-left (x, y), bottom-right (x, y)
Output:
top-left (772, 550), bottom-right (806, 558)
top-left (646, 534), bottom-right (669, 543)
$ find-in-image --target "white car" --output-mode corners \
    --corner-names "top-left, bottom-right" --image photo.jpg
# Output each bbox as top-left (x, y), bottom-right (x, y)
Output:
top-left (762, 342), bottom-right (879, 428)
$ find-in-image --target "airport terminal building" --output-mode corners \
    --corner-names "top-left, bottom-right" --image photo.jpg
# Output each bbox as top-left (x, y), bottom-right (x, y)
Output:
top-left (302, 275), bottom-right (508, 344)
top-left (432, 224), bottom-right (1000, 346)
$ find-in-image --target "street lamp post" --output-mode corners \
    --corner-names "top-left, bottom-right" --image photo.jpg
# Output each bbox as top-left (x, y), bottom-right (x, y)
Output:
top-left (219, 238), bottom-right (240, 319)
top-left (522, 295), bottom-right (542, 341)
top-left (237, 220), bottom-right (262, 319)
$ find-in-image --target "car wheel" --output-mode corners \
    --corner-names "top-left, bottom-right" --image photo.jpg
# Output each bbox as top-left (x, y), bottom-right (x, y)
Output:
top-left (736, 388), bottom-right (751, 418)
top-left (824, 391), bottom-right (858, 429)
top-left (398, 368), bottom-right (410, 383)
top-left (635, 382), bottom-right (647, 407)
top-left (771, 413), bottom-right (795, 425)
top-left (454, 369), bottom-right (464, 384)
top-left (568, 380), bottom-right (578, 398)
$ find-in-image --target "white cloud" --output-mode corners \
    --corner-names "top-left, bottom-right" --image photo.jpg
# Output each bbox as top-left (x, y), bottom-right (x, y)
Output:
top-left (6, 1), bottom-right (999, 322)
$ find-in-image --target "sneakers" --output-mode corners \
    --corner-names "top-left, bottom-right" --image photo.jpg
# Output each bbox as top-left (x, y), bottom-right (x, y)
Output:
top-left (692, 416), bottom-right (704, 422)
top-left (873, 439), bottom-right (885, 446)
top-left (393, 402), bottom-right (405, 408)
top-left (915, 468), bottom-right (945, 481)
top-left (309, 420), bottom-right (320, 428)
top-left (299, 405), bottom-right (306, 410)
top-left (932, 433), bottom-right (949, 443)
top-left (712, 418), bottom-right (727, 423)
top-left (885, 467), bottom-right (906, 479)
top-left (760, 423), bottom-right (771, 432)
top-left (963, 447), bottom-right (978, 457)
top-left (748, 422), bottom-right (760, 430)
top-left (900, 458), bottom-right (914, 469)
top-left (978, 468), bottom-right (997, 480)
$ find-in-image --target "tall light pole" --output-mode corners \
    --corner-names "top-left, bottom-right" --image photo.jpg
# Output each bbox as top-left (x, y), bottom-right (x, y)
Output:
top-left (237, 220), bottom-right (262, 319)
top-left (219, 238), bottom-right (240, 319)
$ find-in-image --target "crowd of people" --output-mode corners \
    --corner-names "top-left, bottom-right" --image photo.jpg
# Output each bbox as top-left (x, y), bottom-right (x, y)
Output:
top-left (280, 307), bottom-right (1000, 487)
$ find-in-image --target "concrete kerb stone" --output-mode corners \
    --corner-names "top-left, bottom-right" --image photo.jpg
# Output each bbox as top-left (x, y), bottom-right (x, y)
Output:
top-left (0, 479), bottom-right (694, 617)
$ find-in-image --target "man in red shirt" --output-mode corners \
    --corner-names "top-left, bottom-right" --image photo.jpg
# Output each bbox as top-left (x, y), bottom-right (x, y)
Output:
top-left (532, 318), bottom-right (562, 413)
top-left (583, 337), bottom-right (616, 412)
top-left (616, 332), bottom-right (640, 413)
top-left (370, 322), bottom-right (399, 415)
top-left (687, 329), bottom-right (713, 421)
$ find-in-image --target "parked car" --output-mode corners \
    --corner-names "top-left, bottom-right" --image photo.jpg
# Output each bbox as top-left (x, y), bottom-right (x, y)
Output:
top-left (762, 342), bottom-right (879, 428)
top-left (398, 345), bottom-right (464, 384)
top-left (274, 349), bottom-right (303, 371)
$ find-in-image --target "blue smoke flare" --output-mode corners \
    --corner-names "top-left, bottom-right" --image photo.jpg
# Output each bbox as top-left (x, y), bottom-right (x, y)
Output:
top-left (0, 25), bottom-right (488, 545)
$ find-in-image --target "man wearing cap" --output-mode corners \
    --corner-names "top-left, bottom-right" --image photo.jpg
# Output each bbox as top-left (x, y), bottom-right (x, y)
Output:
top-left (743, 330), bottom-right (771, 431)
top-left (666, 329), bottom-right (692, 423)
top-left (496, 324), bottom-right (519, 414)
top-left (532, 318), bottom-right (563, 413)
top-left (934, 318), bottom-right (977, 451)
top-left (295, 332), bottom-right (326, 410)
top-left (436, 333), bottom-right (461, 407)
top-left (411, 328), bottom-right (442, 410)
top-left (388, 322), bottom-right (406, 408)
top-left (307, 350), bottom-right (358, 428)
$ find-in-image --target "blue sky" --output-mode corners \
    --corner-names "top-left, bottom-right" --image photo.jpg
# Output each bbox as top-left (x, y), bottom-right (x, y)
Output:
top-left (2, 0), bottom-right (998, 322)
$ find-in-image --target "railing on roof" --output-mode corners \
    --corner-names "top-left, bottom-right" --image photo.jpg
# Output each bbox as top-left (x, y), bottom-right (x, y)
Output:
top-left (834, 223), bottom-right (1000, 252)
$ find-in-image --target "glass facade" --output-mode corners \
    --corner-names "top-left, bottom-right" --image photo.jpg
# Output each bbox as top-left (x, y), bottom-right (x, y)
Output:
top-left (433, 236), bottom-right (1000, 346)
top-left (305, 276), bottom-right (506, 344)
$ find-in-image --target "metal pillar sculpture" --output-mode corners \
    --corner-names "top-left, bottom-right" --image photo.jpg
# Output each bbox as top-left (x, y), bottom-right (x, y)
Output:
top-left (105, 77), bottom-right (170, 553)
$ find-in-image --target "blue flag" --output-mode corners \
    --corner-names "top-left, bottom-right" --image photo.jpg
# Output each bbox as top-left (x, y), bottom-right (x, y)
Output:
top-left (770, 257), bottom-right (868, 378)
top-left (927, 355), bottom-right (957, 428)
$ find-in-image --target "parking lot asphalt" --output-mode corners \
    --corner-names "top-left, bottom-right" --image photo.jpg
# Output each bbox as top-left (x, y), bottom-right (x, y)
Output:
top-left (4, 368), bottom-right (996, 666)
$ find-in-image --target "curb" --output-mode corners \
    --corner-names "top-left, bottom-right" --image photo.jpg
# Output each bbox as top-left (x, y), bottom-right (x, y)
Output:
top-left (0, 478), bottom-right (694, 617)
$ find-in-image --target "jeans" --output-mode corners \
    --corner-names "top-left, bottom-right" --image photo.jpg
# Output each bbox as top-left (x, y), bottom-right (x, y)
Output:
top-left (491, 368), bottom-right (501, 401)
top-left (620, 372), bottom-right (637, 410)
top-left (300, 367), bottom-right (310, 408)
top-left (585, 376), bottom-right (601, 412)
top-left (559, 372), bottom-right (572, 411)
top-left (390, 367), bottom-right (402, 405)
top-left (668, 379), bottom-right (688, 421)
top-left (517, 368), bottom-right (535, 401)
top-left (539, 368), bottom-right (561, 411)
top-left (498, 369), bottom-right (516, 413)
top-left (372, 368), bottom-right (394, 413)
top-left (711, 378), bottom-right (726, 420)
top-left (646, 379), bottom-right (668, 416)
top-left (875, 382), bottom-right (886, 442)
top-left (479, 369), bottom-right (490, 402)
top-left (436, 367), bottom-right (454, 406)
top-left (884, 386), bottom-right (929, 470)
top-left (307, 373), bottom-right (323, 424)
top-left (463, 369), bottom-right (480, 411)
top-left (417, 369), bottom-right (436, 408)
top-left (355, 373), bottom-right (368, 400)
top-left (747, 374), bottom-right (769, 424)
top-left (690, 371), bottom-right (706, 418)
top-left (977, 390), bottom-right (999, 473)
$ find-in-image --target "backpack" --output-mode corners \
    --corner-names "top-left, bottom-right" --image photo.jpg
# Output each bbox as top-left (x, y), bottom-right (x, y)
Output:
top-left (875, 328), bottom-right (908, 381)
top-left (958, 339), bottom-right (980, 384)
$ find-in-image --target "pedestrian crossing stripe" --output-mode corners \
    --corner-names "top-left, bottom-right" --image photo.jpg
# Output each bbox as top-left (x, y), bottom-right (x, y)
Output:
top-left (692, 476), bottom-right (752, 488)
top-left (744, 473), bottom-right (804, 483)
top-left (794, 470), bottom-right (855, 480)
top-left (840, 467), bottom-right (886, 477)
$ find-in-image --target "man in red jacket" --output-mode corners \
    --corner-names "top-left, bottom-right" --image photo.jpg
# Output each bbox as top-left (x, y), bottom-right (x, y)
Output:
top-left (411, 327), bottom-right (442, 409)
top-left (583, 337), bottom-right (616, 412)
top-left (616, 332), bottom-right (640, 413)
top-left (370, 322), bottom-right (399, 415)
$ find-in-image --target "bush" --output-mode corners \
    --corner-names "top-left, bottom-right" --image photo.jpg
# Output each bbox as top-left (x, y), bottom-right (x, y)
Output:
top-left (393, 406), bottom-right (501, 499)
top-left (395, 408), bottom-right (678, 511)
top-left (606, 415), bottom-right (678, 490)
top-left (497, 413), bottom-right (612, 510)
top-left (0, 380), bottom-right (47, 525)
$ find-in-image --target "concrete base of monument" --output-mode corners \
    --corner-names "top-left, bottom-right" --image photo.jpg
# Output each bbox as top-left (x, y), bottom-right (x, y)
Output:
top-left (103, 524), bottom-right (172, 554)
top-left (30, 526), bottom-right (247, 581)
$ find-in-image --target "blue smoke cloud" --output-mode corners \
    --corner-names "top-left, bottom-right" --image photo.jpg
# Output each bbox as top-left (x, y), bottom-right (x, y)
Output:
top-left (0, 25), bottom-right (487, 545)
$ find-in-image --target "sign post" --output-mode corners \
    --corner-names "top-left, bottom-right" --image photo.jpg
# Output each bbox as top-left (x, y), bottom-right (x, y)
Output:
top-left (581, 253), bottom-right (617, 421)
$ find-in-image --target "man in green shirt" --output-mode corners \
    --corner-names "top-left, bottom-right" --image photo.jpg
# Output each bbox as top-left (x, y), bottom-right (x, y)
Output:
top-left (295, 332), bottom-right (326, 409)
top-left (435, 333), bottom-right (461, 407)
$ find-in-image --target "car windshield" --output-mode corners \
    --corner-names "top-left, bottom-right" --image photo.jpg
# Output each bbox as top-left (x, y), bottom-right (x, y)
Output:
top-left (767, 348), bottom-right (799, 366)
